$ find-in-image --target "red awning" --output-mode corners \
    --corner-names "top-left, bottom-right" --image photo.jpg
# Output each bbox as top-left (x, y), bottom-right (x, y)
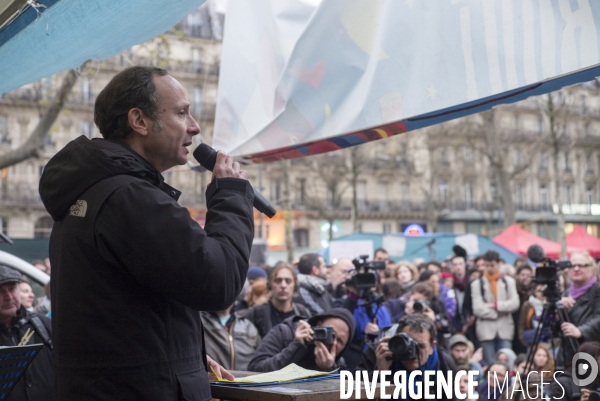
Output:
top-left (493, 224), bottom-right (582, 260)
top-left (566, 225), bottom-right (600, 259)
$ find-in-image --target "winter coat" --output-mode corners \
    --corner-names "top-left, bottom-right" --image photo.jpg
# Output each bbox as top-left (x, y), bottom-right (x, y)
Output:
top-left (200, 312), bottom-right (261, 371)
top-left (248, 308), bottom-right (355, 373)
top-left (241, 302), bottom-right (310, 338)
top-left (471, 275), bottom-right (519, 341)
top-left (39, 136), bottom-right (254, 401)
top-left (294, 274), bottom-right (334, 315)
top-left (0, 307), bottom-right (53, 401)
top-left (557, 281), bottom-right (600, 367)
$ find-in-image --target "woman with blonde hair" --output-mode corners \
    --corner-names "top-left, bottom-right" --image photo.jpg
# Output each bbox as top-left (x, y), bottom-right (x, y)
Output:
top-left (529, 343), bottom-right (555, 375)
top-left (393, 261), bottom-right (418, 296)
top-left (557, 251), bottom-right (600, 367)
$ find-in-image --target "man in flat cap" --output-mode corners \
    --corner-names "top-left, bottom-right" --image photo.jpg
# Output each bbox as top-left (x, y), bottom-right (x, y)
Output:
top-left (0, 265), bottom-right (53, 401)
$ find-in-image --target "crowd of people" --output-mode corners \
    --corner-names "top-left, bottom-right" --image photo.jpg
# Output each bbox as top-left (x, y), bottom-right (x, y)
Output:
top-left (196, 247), bottom-right (600, 400)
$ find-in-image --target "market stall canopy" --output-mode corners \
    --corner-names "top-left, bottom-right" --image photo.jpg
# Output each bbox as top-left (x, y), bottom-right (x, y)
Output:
top-left (493, 224), bottom-right (582, 260)
top-left (214, 0), bottom-right (600, 163)
top-left (566, 224), bottom-right (600, 259)
top-left (326, 233), bottom-right (520, 265)
top-left (0, 0), bottom-right (206, 94)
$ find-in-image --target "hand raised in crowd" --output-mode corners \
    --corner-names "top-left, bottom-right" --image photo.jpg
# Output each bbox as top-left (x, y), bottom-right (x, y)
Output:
top-left (561, 296), bottom-right (576, 309)
top-left (364, 321), bottom-right (379, 335)
top-left (471, 347), bottom-right (483, 364)
top-left (461, 315), bottom-right (475, 333)
top-left (295, 320), bottom-right (314, 345)
top-left (375, 336), bottom-right (393, 371)
top-left (581, 388), bottom-right (590, 401)
top-left (313, 341), bottom-right (335, 370)
top-left (561, 322), bottom-right (582, 339)
top-left (212, 151), bottom-right (247, 180)
top-left (207, 355), bottom-right (235, 381)
top-left (421, 305), bottom-right (436, 322)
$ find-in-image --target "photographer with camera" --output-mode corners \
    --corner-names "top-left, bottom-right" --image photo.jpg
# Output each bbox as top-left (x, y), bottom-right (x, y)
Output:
top-left (341, 256), bottom-right (392, 370)
top-left (247, 308), bottom-right (355, 372)
top-left (359, 314), bottom-right (456, 401)
top-left (556, 251), bottom-right (600, 367)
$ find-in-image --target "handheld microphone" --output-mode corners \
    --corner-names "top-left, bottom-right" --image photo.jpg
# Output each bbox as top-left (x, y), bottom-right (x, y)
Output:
top-left (193, 144), bottom-right (276, 218)
top-left (527, 244), bottom-right (546, 263)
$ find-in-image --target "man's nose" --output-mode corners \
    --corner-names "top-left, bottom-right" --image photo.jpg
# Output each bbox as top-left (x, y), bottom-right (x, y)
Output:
top-left (188, 116), bottom-right (201, 136)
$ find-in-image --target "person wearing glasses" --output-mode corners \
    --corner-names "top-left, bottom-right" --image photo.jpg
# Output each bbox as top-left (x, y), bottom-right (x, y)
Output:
top-left (557, 251), bottom-right (600, 367)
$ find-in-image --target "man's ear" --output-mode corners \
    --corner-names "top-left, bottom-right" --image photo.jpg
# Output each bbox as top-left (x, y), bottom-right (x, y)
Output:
top-left (430, 340), bottom-right (437, 355)
top-left (128, 108), bottom-right (150, 136)
top-left (311, 265), bottom-right (319, 276)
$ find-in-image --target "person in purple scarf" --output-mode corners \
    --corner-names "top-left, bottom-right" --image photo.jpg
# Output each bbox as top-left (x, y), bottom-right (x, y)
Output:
top-left (557, 251), bottom-right (600, 367)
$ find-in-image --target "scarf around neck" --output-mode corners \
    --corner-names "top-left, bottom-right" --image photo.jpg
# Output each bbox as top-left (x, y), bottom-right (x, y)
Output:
top-left (569, 277), bottom-right (597, 300)
top-left (484, 270), bottom-right (501, 301)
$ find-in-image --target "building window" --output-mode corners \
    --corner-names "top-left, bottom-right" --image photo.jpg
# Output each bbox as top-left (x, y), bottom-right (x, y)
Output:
top-left (357, 181), bottom-right (367, 207)
top-left (0, 216), bottom-right (7, 234)
top-left (540, 185), bottom-right (548, 206)
top-left (463, 146), bottom-right (473, 163)
top-left (295, 179), bottom-right (305, 204)
top-left (401, 182), bottom-right (409, 202)
top-left (34, 217), bottom-right (54, 239)
top-left (515, 184), bottom-right (523, 207)
top-left (80, 121), bottom-right (93, 138)
top-left (586, 153), bottom-right (595, 174)
top-left (81, 78), bottom-right (92, 102)
top-left (514, 148), bottom-right (521, 167)
top-left (382, 223), bottom-right (392, 234)
top-left (191, 48), bottom-right (202, 73)
top-left (0, 115), bottom-right (8, 144)
top-left (538, 116), bottom-right (544, 134)
top-left (192, 87), bottom-right (203, 117)
top-left (563, 152), bottom-right (570, 173)
top-left (587, 187), bottom-right (594, 205)
top-left (293, 229), bottom-right (309, 248)
top-left (439, 179), bottom-right (448, 201)
top-left (490, 183), bottom-right (497, 202)
top-left (465, 182), bottom-right (472, 207)
top-left (378, 182), bottom-right (387, 203)
top-left (540, 151), bottom-right (548, 171)
top-left (270, 179), bottom-right (281, 203)
top-left (564, 185), bottom-right (572, 204)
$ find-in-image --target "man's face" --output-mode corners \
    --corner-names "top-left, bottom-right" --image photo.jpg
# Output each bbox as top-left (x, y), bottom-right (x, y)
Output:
top-left (0, 283), bottom-right (20, 320)
top-left (426, 264), bottom-right (441, 275)
top-left (19, 283), bottom-right (34, 309)
top-left (400, 326), bottom-right (434, 372)
top-left (485, 259), bottom-right (499, 275)
top-left (319, 317), bottom-right (349, 358)
top-left (144, 75), bottom-right (200, 172)
top-left (450, 344), bottom-right (469, 365)
top-left (487, 364), bottom-right (508, 386)
top-left (476, 258), bottom-right (486, 273)
top-left (451, 257), bottom-right (466, 279)
top-left (517, 268), bottom-right (532, 286)
top-left (374, 251), bottom-right (389, 263)
top-left (313, 256), bottom-right (327, 279)
top-left (329, 259), bottom-right (353, 288)
top-left (271, 268), bottom-right (295, 303)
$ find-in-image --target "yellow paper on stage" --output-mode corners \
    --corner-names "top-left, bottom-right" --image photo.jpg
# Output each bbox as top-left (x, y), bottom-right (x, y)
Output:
top-left (211, 363), bottom-right (338, 383)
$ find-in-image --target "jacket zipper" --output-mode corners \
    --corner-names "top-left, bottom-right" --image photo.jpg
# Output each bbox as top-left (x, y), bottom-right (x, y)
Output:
top-left (228, 320), bottom-right (235, 369)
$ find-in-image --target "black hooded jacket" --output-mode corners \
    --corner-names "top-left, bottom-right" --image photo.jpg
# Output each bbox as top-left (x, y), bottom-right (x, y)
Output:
top-left (247, 307), bottom-right (356, 373)
top-left (39, 136), bottom-right (254, 401)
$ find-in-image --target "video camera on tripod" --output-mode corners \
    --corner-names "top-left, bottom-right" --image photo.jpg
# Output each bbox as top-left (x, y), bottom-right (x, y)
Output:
top-left (525, 244), bottom-right (576, 373)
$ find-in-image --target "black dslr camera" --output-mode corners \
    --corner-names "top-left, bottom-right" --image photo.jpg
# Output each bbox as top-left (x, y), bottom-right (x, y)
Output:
top-left (387, 332), bottom-right (418, 361)
top-left (309, 326), bottom-right (335, 345)
top-left (413, 300), bottom-right (429, 313)
top-left (589, 389), bottom-right (600, 401)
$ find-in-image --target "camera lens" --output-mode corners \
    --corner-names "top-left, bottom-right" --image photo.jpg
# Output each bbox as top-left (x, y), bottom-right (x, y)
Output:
top-left (388, 335), bottom-right (409, 355)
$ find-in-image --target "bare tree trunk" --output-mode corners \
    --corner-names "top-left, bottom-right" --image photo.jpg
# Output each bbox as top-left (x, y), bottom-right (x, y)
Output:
top-left (497, 168), bottom-right (516, 226)
top-left (0, 69), bottom-right (79, 169)
top-left (548, 94), bottom-right (566, 257)
top-left (283, 159), bottom-right (294, 263)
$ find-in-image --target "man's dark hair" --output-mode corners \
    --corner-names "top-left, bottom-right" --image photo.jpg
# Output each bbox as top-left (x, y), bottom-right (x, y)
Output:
top-left (94, 66), bottom-right (168, 141)
top-left (427, 261), bottom-right (443, 272)
top-left (298, 253), bottom-right (320, 275)
top-left (516, 264), bottom-right (533, 276)
top-left (374, 248), bottom-right (388, 256)
top-left (382, 279), bottom-right (402, 300)
top-left (474, 255), bottom-right (484, 263)
top-left (483, 250), bottom-right (501, 262)
top-left (514, 353), bottom-right (527, 369)
top-left (410, 282), bottom-right (434, 300)
top-left (418, 270), bottom-right (436, 282)
top-left (397, 314), bottom-right (437, 345)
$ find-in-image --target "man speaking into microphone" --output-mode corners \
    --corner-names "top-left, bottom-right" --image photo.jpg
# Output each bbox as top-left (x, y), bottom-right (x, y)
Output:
top-left (39, 66), bottom-right (254, 400)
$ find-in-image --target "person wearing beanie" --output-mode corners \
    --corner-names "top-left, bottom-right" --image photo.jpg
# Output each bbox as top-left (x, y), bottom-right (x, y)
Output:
top-left (248, 307), bottom-right (355, 372)
top-left (247, 266), bottom-right (268, 284)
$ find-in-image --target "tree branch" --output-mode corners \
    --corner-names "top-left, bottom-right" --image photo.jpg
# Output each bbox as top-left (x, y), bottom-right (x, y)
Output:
top-left (0, 69), bottom-right (79, 170)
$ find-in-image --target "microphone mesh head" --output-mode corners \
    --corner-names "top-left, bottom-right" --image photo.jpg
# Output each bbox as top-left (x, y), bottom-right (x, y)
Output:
top-left (193, 144), bottom-right (217, 171)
